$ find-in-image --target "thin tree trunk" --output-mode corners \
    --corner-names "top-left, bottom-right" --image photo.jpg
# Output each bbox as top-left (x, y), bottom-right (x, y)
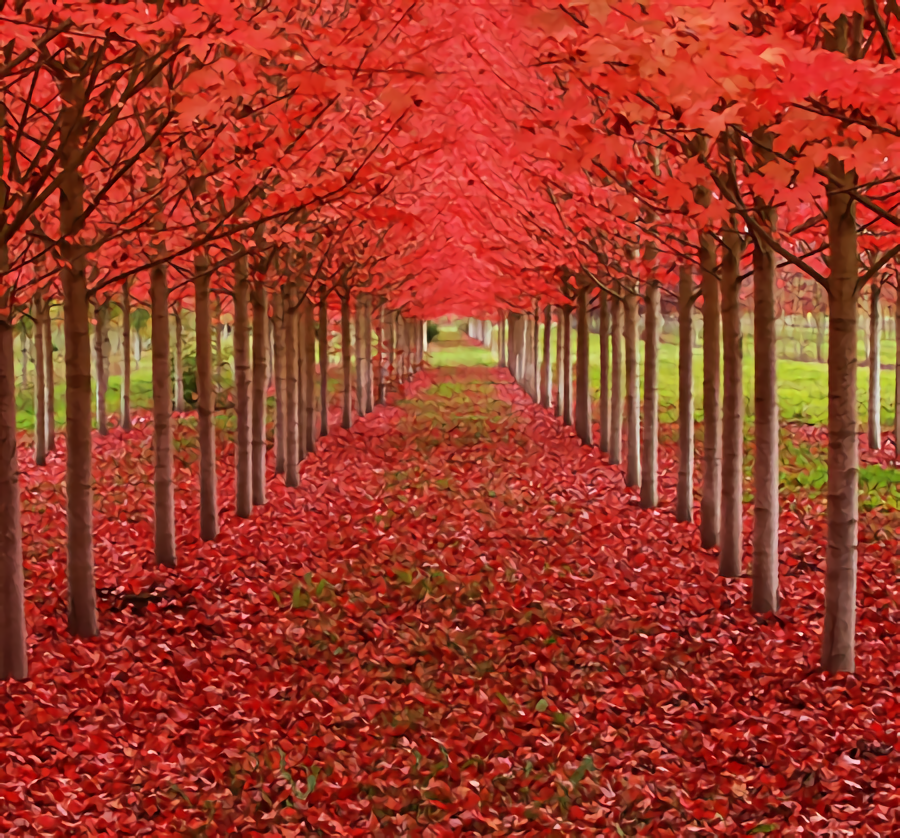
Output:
top-left (385, 308), bottom-right (395, 391)
top-left (719, 231), bottom-right (744, 576)
top-left (194, 266), bottom-right (218, 540)
top-left (355, 298), bottom-right (364, 416)
top-left (94, 301), bottom-right (109, 435)
top-left (0, 315), bottom-right (26, 679)
top-left (700, 231), bottom-right (722, 549)
top-left (752, 228), bottom-right (779, 613)
top-left (676, 266), bottom-right (695, 523)
top-left (563, 306), bottom-right (573, 426)
top-left (554, 308), bottom-right (563, 417)
top-left (19, 328), bottom-right (27, 390)
top-left (251, 283), bottom-right (268, 505)
top-left (233, 268), bottom-right (251, 519)
top-left (297, 289), bottom-right (308, 462)
top-left (173, 303), bottom-right (185, 412)
top-left (341, 295), bottom-right (352, 429)
top-left (822, 159), bottom-right (859, 673)
top-left (303, 297), bottom-right (317, 453)
top-left (284, 285), bottom-right (298, 487)
top-left (214, 302), bottom-right (223, 395)
top-left (150, 265), bottom-right (176, 566)
top-left (575, 287), bottom-right (592, 445)
top-left (44, 302), bottom-right (55, 451)
top-left (319, 295), bottom-right (329, 437)
top-left (121, 283), bottom-right (131, 431)
top-left (896, 305), bottom-right (900, 459)
top-left (364, 295), bottom-right (374, 413)
top-left (868, 283), bottom-right (881, 449)
top-left (599, 287), bottom-right (610, 453)
top-left (624, 288), bottom-right (641, 488)
top-left (272, 293), bottom-right (286, 475)
top-left (641, 280), bottom-right (660, 508)
top-left (541, 305), bottom-right (552, 408)
top-left (610, 293), bottom-right (623, 464)
top-left (816, 313), bottom-right (826, 364)
top-left (498, 314), bottom-right (506, 368)
top-left (507, 313), bottom-right (517, 377)
top-left (377, 300), bottom-right (387, 405)
top-left (532, 304), bottom-right (541, 402)
top-left (34, 302), bottom-right (46, 466)
top-left (523, 316), bottom-right (534, 397)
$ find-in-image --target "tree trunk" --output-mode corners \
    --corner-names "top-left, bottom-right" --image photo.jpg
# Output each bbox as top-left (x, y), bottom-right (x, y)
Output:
top-left (355, 298), bottom-right (364, 416)
top-left (272, 293), bottom-right (286, 475)
top-left (252, 283), bottom-right (268, 505)
top-left (303, 297), bottom-right (317, 454)
top-left (284, 285), bottom-right (299, 487)
top-left (60, 107), bottom-right (98, 636)
top-left (868, 283), bottom-right (881, 449)
top-left (19, 328), bottom-right (27, 390)
top-left (376, 300), bottom-right (387, 405)
top-left (575, 287), bottom-right (592, 445)
top-left (214, 304), bottom-right (223, 395)
top-left (94, 301), bottom-right (109, 435)
top-left (624, 288), bottom-right (641, 488)
top-left (816, 313), bottom-right (826, 364)
top-left (562, 306), bottom-right (573, 426)
top-left (523, 316), bottom-right (534, 398)
top-left (233, 269), bottom-right (252, 519)
top-left (610, 293), bottom-right (623, 464)
top-left (507, 313), bottom-right (517, 377)
top-left (43, 302), bottom-right (55, 451)
top-left (173, 303), bottom-right (185, 412)
top-left (385, 308), bottom-right (395, 391)
top-left (498, 314), bottom-right (506, 368)
top-left (532, 305), bottom-right (541, 402)
top-left (719, 231), bottom-right (745, 576)
top-left (752, 230), bottom-right (779, 613)
top-left (822, 160), bottom-right (860, 673)
top-left (297, 290), bottom-right (309, 462)
top-left (896, 305), bottom-right (900, 459)
top-left (541, 305), bottom-right (552, 409)
top-left (194, 266), bottom-right (218, 541)
top-left (641, 280), bottom-right (660, 508)
top-left (319, 295), bottom-right (329, 437)
top-left (555, 308), bottom-right (563, 418)
top-left (364, 295), bottom-right (374, 413)
top-left (599, 287), bottom-right (610, 453)
top-left (0, 316), bottom-right (26, 679)
top-left (676, 266), bottom-right (695, 523)
top-left (150, 265), bottom-right (176, 566)
top-left (341, 295), bottom-right (352, 430)
top-left (34, 302), bottom-right (46, 467)
top-left (121, 283), bottom-right (131, 431)
top-left (700, 232), bottom-right (722, 549)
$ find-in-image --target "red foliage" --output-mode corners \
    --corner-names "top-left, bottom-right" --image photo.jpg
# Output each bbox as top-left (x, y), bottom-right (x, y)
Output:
top-left (2, 365), bottom-right (899, 835)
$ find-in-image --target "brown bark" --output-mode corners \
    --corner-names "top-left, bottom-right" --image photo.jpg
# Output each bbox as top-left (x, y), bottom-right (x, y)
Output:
top-left (822, 159), bottom-right (860, 673)
top-left (364, 295), bottom-right (374, 413)
top-left (554, 308), bottom-right (563, 417)
top-left (272, 293), bottom-right (286, 475)
top-left (0, 316), bottom-right (27, 679)
top-left (498, 313), bottom-right (506, 369)
top-left (575, 287), bottom-right (592, 445)
top-left (173, 302), bottom-right (185, 412)
top-left (150, 265), bottom-right (176, 566)
top-left (609, 292), bottom-right (623, 464)
top-left (624, 288), bottom-right (641, 488)
top-left (385, 309), bottom-right (395, 390)
top-left (194, 265), bottom-right (218, 540)
top-left (377, 300), bottom-right (387, 405)
top-left (342, 295), bottom-right (352, 430)
top-left (284, 284), bottom-right (299, 487)
top-left (233, 268), bottom-right (252, 518)
top-left (523, 316), bottom-right (534, 397)
top-left (541, 305), bottom-right (552, 409)
top-left (719, 231), bottom-right (745, 576)
top-left (355, 298), bottom-right (364, 415)
top-left (507, 313), bottom-right (517, 377)
top-left (599, 287), bottom-right (610, 453)
top-left (121, 283), bottom-right (131, 431)
top-left (532, 305), bottom-right (541, 401)
top-left (60, 85), bottom-right (98, 637)
top-left (303, 298), bottom-right (316, 451)
top-left (214, 301), bottom-right (223, 394)
top-left (752, 231), bottom-right (779, 613)
top-left (34, 301), bottom-right (46, 467)
top-left (43, 302), bottom-right (55, 451)
top-left (896, 305), bottom-right (900, 458)
top-left (700, 231), bottom-right (722, 549)
top-left (252, 283), bottom-right (268, 505)
top-left (868, 283), bottom-right (881, 449)
top-left (562, 306), bottom-right (573, 426)
top-left (319, 294), bottom-right (329, 437)
top-left (641, 280), bottom-right (660, 508)
top-left (297, 289), bottom-right (308, 462)
top-left (94, 301), bottom-right (109, 435)
top-left (676, 266), bottom-right (695, 523)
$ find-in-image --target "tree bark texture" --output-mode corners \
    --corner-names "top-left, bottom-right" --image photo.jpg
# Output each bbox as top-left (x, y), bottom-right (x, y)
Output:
top-left (599, 287), bottom-right (610, 453)
top-left (121, 283), bottom-right (132, 431)
top-left (44, 302), bottom-right (55, 451)
top-left (341, 295), bottom-right (352, 430)
top-left (555, 308), bottom-right (563, 418)
top-left (609, 293), bottom-right (623, 465)
top-left (194, 266), bottom-right (218, 540)
top-left (641, 280), bottom-right (660, 508)
top-left (297, 290), bottom-right (309, 462)
top-left (624, 288), bottom-right (641, 488)
top-left (562, 306), bottom-right (573, 426)
top-left (319, 295), bottom-right (329, 437)
top-left (575, 287), bottom-right (592, 445)
top-left (284, 285), bottom-right (299, 487)
top-left (174, 303), bottom-right (185, 412)
top-left (151, 266), bottom-right (176, 567)
top-left (233, 270), bottom-right (252, 519)
top-left (252, 284), bottom-right (268, 505)
top-left (34, 302), bottom-right (46, 466)
top-left (272, 294), bottom-right (286, 475)
top-left (700, 231), bottom-right (722, 549)
top-left (868, 283), bottom-right (881, 449)
top-left (303, 298), bottom-right (317, 452)
top-left (676, 266), bottom-right (695, 523)
top-left (94, 301), bottom-right (109, 435)
top-left (541, 305), bottom-right (552, 409)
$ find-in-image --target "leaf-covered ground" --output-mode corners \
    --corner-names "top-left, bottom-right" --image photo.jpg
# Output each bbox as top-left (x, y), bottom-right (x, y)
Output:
top-left (4, 359), bottom-right (900, 836)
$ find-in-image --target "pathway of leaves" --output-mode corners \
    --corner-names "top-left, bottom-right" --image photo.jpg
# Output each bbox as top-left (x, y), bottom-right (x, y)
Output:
top-left (3, 365), bottom-right (900, 836)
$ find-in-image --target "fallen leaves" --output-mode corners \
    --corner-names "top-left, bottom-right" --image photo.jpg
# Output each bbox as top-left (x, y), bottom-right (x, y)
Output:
top-left (2, 364), bottom-right (899, 835)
